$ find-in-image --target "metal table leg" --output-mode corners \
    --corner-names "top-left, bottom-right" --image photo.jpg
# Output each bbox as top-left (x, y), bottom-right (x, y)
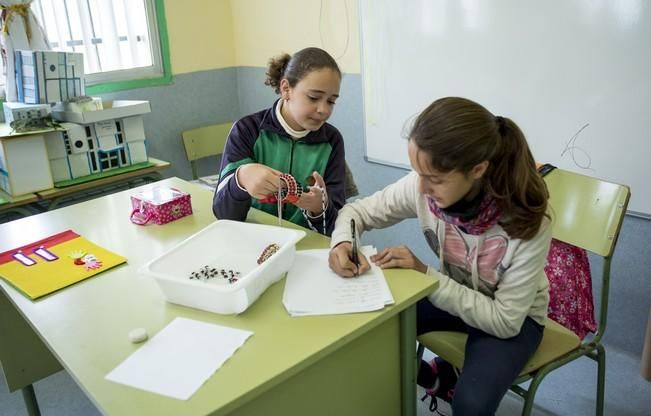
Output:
top-left (400, 304), bottom-right (417, 416)
top-left (21, 384), bottom-right (41, 416)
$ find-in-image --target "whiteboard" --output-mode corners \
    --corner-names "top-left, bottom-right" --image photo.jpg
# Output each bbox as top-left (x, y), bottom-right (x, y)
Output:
top-left (360, 0), bottom-right (651, 215)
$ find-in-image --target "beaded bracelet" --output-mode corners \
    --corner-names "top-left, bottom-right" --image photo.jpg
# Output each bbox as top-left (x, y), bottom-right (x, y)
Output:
top-left (302, 185), bottom-right (327, 235)
top-left (257, 243), bottom-right (280, 264)
top-left (259, 173), bottom-right (303, 204)
top-left (280, 173), bottom-right (302, 204)
top-left (259, 173), bottom-right (327, 233)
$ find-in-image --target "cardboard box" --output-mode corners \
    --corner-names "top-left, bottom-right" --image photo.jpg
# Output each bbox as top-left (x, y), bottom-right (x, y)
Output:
top-left (127, 141), bottom-right (148, 164)
top-left (44, 126), bottom-right (97, 182)
top-left (52, 100), bottom-right (151, 124)
top-left (44, 128), bottom-right (149, 182)
top-left (53, 97), bottom-right (102, 113)
top-left (15, 50), bottom-right (85, 104)
top-left (3, 102), bottom-right (51, 124)
top-left (122, 116), bottom-right (146, 142)
top-left (0, 134), bottom-right (53, 195)
top-left (44, 103), bottom-right (150, 182)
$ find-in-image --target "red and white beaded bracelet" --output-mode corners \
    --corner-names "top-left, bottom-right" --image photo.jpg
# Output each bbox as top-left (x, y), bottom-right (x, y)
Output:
top-left (279, 173), bottom-right (302, 204)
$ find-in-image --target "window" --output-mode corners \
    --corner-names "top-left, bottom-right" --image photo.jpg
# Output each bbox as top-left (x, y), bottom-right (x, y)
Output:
top-left (31, 0), bottom-right (169, 92)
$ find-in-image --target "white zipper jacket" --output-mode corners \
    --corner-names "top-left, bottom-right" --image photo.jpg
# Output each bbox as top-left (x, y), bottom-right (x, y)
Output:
top-left (331, 171), bottom-right (551, 339)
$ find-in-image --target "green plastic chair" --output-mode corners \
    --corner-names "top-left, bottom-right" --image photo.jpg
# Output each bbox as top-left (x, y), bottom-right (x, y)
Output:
top-left (417, 168), bottom-right (631, 415)
top-left (344, 162), bottom-right (359, 200)
top-left (181, 122), bottom-right (232, 181)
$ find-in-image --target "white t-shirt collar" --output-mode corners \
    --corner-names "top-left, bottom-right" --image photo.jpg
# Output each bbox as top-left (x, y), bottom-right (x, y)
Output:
top-left (276, 100), bottom-right (310, 139)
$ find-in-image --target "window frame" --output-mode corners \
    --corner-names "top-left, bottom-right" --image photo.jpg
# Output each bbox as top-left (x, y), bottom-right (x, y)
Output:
top-left (82, 0), bottom-right (172, 95)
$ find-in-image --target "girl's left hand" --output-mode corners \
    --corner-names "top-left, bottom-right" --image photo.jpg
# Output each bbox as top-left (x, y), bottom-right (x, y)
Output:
top-left (295, 171), bottom-right (328, 215)
top-left (370, 246), bottom-right (427, 274)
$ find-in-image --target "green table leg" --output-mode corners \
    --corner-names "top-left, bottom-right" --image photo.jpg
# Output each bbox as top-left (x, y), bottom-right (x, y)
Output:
top-left (400, 304), bottom-right (417, 416)
top-left (21, 384), bottom-right (42, 416)
top-left (0, 289), bottom-right (62, 393)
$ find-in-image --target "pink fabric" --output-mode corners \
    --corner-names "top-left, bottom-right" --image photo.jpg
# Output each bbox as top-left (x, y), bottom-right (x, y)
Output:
top-left (443, 224), bottom-right (508, 285)
top-left (545, 239), bottom-right (597, 339)
top-left (426, 194), bottom-right (501, 236)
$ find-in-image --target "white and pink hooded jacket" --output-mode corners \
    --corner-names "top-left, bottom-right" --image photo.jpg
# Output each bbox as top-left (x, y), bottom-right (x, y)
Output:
top-left (331, 171), bottom-right (551, 339)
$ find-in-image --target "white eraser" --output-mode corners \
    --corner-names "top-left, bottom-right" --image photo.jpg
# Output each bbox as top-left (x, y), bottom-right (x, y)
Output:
top-left (128, 328), bottom-right (148, 344)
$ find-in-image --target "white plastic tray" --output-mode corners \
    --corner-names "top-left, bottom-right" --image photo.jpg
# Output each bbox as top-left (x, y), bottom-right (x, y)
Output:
top-left (141, 220), bottom-right (305, 314)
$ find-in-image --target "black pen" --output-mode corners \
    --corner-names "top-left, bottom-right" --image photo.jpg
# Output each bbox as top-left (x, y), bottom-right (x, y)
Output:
top-left (350, 218), bottom-right (359, 269)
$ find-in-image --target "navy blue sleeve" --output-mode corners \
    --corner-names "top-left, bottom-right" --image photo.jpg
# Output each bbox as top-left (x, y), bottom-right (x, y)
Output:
top-left (212, 117), bottom-right (258, 221)
top-left (306, 127), bottom-right (346, 236)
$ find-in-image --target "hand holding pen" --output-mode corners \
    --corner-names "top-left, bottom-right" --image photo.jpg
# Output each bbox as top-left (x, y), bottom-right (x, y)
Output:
top-left (327, 218), bottom-right (370, 277)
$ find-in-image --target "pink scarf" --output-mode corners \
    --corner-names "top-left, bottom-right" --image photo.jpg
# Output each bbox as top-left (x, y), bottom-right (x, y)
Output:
top-left (426, 193), bottom-right (501, 235)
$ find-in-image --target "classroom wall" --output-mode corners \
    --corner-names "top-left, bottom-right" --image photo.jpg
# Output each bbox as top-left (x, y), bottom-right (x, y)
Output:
top-left (230, 0), bottom-right (360, 73)
top-left (69, 0), bottom-right (651, 360)
top-left (164, 0), bottom-right (236, 72)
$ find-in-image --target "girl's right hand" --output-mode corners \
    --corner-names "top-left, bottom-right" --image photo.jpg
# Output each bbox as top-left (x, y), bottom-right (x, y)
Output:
top-left (237, 164), bottom-right (282, 199)
top-left (328, 241), bottom-right (371, 277)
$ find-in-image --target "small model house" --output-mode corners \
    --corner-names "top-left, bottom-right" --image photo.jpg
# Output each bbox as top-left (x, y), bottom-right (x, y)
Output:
top-left (1, 49), bottom-right (153, 193)
top-left (45, 100), bottom-right (151, 182)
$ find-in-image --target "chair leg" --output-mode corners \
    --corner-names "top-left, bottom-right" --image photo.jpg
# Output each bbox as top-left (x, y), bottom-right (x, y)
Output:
top-left (521, 389), bottom-right (534, 416)
top-left (520, 371), bottom-right (547, 416)
top-left (596, 344), bottom-right (606, 416)
top-left (21, 384), bottom-right (41, 416)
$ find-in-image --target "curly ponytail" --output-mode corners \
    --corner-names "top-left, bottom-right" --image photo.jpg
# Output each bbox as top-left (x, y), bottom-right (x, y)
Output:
top-left (264, 47), bottom-right (341, 94)
top-left (264, 53), bottom-right (291, 93)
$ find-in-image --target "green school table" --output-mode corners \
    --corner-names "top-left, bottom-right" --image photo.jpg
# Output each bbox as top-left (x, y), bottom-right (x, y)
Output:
top-left (0, 177), bottom-right (437, 416)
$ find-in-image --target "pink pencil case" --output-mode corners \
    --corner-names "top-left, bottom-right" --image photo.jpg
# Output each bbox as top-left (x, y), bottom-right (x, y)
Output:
top-left (130, 187), bottom-right (192, 225)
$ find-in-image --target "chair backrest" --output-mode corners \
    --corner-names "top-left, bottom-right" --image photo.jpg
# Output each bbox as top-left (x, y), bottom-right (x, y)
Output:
top-left (544, 169), bottom-right (630, 257)
top-left (544, 168), bottom-right (630, 342)
top-left (182, 123), bottom-right (232, 180)
top-left (344, 162), bottom-right (359, 200)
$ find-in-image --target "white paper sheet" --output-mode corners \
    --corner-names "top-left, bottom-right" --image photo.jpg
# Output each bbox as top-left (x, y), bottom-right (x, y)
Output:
top-left (105, 317), bottom-right (253, 400)
top-left (283, 246), bottom-right (394, 316)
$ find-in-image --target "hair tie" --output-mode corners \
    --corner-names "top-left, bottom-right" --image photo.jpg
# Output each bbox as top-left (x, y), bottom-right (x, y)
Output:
top-left (495, 116), bottom-right (507, 135)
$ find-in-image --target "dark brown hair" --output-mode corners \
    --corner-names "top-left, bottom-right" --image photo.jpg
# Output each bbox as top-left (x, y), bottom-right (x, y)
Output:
top-left (409, 97), bottom-right (548, 240)
top-left (264, 47), bottom-right (341, 94)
